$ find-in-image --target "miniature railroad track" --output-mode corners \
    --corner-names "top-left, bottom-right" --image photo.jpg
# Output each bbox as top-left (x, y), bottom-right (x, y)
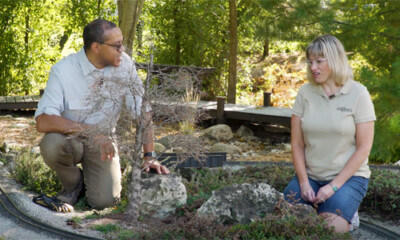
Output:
top-left (359, 219), bottom-right (400, 240)
top-left (0, 185), bottom-right (102, 240)
top-left (1, 161), bottom-right (399, 239)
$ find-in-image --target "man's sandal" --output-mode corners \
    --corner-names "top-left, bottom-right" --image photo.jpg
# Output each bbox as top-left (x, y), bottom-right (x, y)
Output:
top-left (32, 194), bottom-right (74, 213)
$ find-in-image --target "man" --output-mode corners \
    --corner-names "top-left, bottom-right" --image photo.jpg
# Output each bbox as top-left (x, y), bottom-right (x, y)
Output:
top-left (35, 19), bottom-right (169, 210)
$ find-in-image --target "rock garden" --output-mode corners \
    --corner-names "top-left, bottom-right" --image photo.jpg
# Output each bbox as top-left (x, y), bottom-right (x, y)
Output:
top-left (1, 112), bottom-right (399, 240)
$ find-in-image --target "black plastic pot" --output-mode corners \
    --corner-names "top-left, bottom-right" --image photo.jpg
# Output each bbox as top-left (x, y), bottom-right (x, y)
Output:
top-left (157, 152), bottom-right (226, 168)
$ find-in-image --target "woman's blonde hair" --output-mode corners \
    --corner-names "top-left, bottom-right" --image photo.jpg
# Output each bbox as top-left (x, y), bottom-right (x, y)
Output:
top-left (306, 35), bottom-right (353, 86)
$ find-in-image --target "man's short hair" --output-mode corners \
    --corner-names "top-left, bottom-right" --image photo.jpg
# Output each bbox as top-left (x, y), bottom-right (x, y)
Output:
top-left (83, 19), bottom-right (117, 51)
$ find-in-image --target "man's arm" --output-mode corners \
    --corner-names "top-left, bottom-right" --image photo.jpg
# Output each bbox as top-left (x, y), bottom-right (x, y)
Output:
top-left (36, 114), bottom-right (117, 161)
top-left (142, 112), bottom-right (170, 175)
top-left (36, 114), bottom-right (88, 135)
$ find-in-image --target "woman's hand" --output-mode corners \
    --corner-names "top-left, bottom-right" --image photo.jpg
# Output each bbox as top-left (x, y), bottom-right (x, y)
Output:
top-left (300, 182), bottom-right (316, 203)
top-left (314, 184), bottom-right (335, 204)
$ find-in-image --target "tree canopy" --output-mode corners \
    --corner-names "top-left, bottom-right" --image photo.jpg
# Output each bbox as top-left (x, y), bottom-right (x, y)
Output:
top-left (1, 0), bottom-right (400, 163)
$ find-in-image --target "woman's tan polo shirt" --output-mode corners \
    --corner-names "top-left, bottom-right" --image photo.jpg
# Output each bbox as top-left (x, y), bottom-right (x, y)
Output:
top-left (292, 79), bottom-right (376, 181)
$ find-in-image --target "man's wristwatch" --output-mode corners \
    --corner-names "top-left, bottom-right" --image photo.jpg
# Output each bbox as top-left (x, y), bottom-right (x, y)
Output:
top-left (329, 182), bottom-right (338, 192)
top-left (144, 151), bottom-right (156, 158)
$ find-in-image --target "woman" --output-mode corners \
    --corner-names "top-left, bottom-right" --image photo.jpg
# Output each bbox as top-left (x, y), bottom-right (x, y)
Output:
top-left (283, 35), bottom-right (376, 232)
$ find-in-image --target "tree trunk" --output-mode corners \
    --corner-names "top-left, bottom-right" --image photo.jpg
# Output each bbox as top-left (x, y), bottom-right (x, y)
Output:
top-left (118, 0), bottom-right (144, 56)
top-left (227, 0), bottom-right (238, 104)
top-left (257, 39), bottom-right (269, 63)
top-left (126, 53), bottom-right (153, 222)
top-left (173, 0), bottom-right (181, 65)
top-left (126, 150), bottom-right (142, 222)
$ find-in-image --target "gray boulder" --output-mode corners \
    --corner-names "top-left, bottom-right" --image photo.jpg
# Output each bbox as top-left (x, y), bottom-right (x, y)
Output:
top-left (140, 173), bottom-right (187, 219)
top-left (209, 143), bottom-right (241, 155)
top-left (236, 125), bottom-right (254, 138)
top-left (197, 183), bottom-right (283, 224)
top-left (203, 124), bottom-right (233, 142)
top-left (153, 142), bottom-right (166, 153)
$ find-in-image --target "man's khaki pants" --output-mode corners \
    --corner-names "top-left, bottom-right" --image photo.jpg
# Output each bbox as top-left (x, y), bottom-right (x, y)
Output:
top-left (39, 133), bottom-right (121, 209)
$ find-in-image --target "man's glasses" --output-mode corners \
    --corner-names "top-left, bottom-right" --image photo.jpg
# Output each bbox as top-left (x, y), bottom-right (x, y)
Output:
top-left (306, 58), bottom-right (327, 66)
top-left (98, 42), bottom-right (124, 52)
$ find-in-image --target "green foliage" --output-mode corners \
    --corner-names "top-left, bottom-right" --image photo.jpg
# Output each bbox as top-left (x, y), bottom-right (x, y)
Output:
top-left (92, 223), bottom-right (120, 234)
top-left (362, 168), bottom-right (400, 220)
top-left (225, 214), bottom-right (350, 240)
top-left (11, 151), bottom-right (62, 195)
top-left (361, 58), bottom-right (400, 163)
top-left (0, 157), bottom-right (6, 165)
top-left (139, 0), bottom-right (230, 99)
top-left (118, 230), bottom-right (139, 240)
top-left (69, 216), bottom-right (82, 224)
top-left (0, 0), bottom-right (117, 96)
top-left (74, 196), bottom-right (91, 211)
top-left (85, 212), bottom-right (101, 220)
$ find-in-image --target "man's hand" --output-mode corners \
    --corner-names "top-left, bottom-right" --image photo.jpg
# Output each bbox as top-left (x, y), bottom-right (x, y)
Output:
top-left (142, 157), bottom-right (170, 175)
top-left (93, 135), bottom-right (115, 161)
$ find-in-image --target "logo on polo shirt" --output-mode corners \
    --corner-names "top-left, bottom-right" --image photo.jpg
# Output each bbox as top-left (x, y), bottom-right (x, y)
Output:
top-left (337, 106), bottom-right (352, 112)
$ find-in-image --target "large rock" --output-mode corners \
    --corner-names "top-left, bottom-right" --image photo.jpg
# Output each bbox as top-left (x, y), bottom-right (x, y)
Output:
top-left (203, 124), bottom-right (233, 142)
top-left (197, 183), bottom-right (283, 224)
top-left (153, 142), bottom-right (166, 153)
top-left (236, 125), bottom-right (254, 138)
top-left (140, 173), bottom-right (187, 219)
top-left (209, 143), bottom-right (241, 155)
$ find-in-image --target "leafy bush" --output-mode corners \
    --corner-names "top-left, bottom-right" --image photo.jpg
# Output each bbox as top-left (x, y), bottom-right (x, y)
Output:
top-left (11, 151), bottom-right (61, 195)
top-left (225, 211), bottom-right (351, 240)
top-left (361, 168), bottom-right (400, 220)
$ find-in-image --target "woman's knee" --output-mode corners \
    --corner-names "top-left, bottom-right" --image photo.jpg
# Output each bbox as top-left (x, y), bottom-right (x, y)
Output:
top-left (319, 212), bottom-right (350, 233)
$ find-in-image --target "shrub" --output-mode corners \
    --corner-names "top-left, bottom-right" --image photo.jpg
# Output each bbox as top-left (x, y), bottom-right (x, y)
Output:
top-left (11, 151), bottom-right (61, 195)
top-left (361, 168), bottom-right (400, 220)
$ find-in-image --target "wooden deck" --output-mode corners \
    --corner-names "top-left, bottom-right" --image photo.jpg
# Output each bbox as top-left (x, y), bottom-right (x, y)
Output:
top-left (0, 95), bottom-right (40, 110)
top-left (0, 95), bottom-right (292, 127)
top-left (197, 100), bottom-right (292, 127)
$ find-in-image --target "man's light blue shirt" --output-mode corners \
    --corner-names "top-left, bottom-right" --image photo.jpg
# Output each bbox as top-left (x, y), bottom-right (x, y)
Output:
top-left (35, 48), bottom-right (147, 128)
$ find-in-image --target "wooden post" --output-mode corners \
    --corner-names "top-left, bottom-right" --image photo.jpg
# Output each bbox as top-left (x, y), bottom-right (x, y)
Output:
top-left (263, 92), bottom-right (271, 107)
top-left (216, 96), bottom-right (225, 124)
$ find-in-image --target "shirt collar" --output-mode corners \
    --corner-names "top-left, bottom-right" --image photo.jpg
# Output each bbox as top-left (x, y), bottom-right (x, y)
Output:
top-left (311, 79), bottom-right (354, 97)
top-left (340, 79), bottom-right (353, 94)
top-left (77, 48), bottom-right (102, 77)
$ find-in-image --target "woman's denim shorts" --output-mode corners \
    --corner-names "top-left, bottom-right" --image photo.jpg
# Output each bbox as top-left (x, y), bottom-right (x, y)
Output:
top-left (283, 175), bottom-right (369, 223)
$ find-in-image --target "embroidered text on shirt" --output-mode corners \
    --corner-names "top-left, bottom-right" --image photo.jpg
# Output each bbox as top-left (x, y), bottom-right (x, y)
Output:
top-left (337, 107), bottom-right (352, 112)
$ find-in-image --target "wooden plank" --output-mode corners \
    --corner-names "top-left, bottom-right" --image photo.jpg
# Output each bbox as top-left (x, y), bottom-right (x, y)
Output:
top-left (0, 95), bottom-right (40, 110)
top-left (0, 102), bottom-right (38, 110)
top-left (32, 95), bottom-right (41, 101)
top-left (5, 96), bottom-right (16, 103)
top-left (197, 100), bottom-right (292, 127)
top-left (14, 96), bottom-right (25, 103)
top-left (23, 95), bottom-right (36, 102)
